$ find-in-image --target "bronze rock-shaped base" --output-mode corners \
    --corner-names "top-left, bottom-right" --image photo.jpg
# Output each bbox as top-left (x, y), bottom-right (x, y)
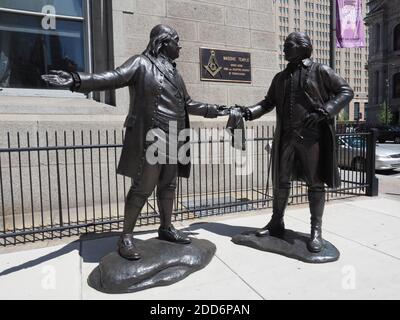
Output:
top-left (232, 229), bottom-right (339, 264)
top-left (88, 237), bottom-right (216, 294)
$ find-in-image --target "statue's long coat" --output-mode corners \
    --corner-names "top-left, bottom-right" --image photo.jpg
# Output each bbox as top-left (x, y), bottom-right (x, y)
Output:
top-left (76, 53), bottom-right (218, 179)
top-left (256, 59), bottom-right (354, 189)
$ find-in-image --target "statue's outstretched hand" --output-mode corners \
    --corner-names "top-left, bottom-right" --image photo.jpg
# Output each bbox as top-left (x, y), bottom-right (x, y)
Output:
top-left (41, 70), bottom-right (74, 89)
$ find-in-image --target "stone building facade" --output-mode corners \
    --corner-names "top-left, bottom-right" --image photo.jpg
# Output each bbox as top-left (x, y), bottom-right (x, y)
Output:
top-left (0, 0), bottom-right (278, 141)
top-left (276, 0), bottom-right (369, 122)
top-left (112, 0), bottom-right (278, 123)
top-left (365, 0), bottom-right (400, 124)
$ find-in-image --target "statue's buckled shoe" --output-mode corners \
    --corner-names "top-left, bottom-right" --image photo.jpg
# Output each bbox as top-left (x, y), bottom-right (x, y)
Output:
top-left (118, 234), bottom-right (141, 260)
top-left (158, 225), bottom-right (191, 244)
top-left (256, 220), bottom-right (285, 238)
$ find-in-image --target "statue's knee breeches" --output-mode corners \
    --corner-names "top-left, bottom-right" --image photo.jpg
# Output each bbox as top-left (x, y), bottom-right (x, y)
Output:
top-left (308, 184), bottom-right (325, 193)
top-left (156, 164), bottom-right (178, 200)
top-left (156, 183), bottom-right (176, 200)
top-left (126, 185), bottom-right (152, 208)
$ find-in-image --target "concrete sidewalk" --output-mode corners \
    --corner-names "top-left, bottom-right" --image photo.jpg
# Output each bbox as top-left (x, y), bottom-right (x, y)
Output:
top-left (1, 195), bottom-right (400, 300)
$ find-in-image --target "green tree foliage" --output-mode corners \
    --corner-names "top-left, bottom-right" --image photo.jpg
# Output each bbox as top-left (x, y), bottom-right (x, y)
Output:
top-left (338, 108), bottom-right (349, 122)
top-left (378, 101), bottom-right (394, 125)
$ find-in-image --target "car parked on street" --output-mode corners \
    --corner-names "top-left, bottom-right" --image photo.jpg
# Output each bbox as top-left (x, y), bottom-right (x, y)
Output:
top-left (375, 125), bottom-right (400, 144)
top-left (348, 124), bottom-right (400, 144)
top-left (337, 136), bottom-right (400, 171)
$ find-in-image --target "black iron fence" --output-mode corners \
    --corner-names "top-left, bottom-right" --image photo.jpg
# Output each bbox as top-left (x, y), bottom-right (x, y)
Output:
top-left (336, 121), bottom-right (365, 134)
top-left (0, 127), bottom-right (377, 246)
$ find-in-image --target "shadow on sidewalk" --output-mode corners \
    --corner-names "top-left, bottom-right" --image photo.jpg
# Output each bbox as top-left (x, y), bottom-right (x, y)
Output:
top-left (0, 223), bottom-right (264, 276)
top-left (0, 229), bottom-right (157, 277)
top-left (183, 222), bottom-right (259, 238)
top-left (183, 222), bottom-right (300, 247)
top-left (0, 241), bottom-right (79, 277)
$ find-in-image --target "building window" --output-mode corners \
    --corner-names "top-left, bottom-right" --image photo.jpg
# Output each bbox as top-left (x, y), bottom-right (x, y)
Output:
top-left (393, 73), bottom-right (400, 99)
top-left (375, 71), bottom-right (380, 103)
top-left (375, 23), bottom-right (381, 53)
top-left (354, 102), bottom-right (360, 120)
top-left (394, 23), bottom-right (400, 51)
top-left (0, 0), bottom-right (87, 90)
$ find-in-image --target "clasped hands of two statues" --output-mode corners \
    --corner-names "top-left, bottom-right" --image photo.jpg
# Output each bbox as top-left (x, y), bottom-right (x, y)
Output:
top-left (217, 105), bottom-right (328, 127)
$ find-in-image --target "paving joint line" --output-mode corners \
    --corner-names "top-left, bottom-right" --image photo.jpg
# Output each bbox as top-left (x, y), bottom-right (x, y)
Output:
top-left (79, 239), bottom-right (83, 300)
top-left (344, 202), bottom-right (400, 220)
top-left (214, 253), bottom-right (266, 300)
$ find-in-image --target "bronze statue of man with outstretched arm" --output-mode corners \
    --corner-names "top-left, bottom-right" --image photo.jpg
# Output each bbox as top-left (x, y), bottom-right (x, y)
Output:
top-left (42, 24), bottom-right (227, 260)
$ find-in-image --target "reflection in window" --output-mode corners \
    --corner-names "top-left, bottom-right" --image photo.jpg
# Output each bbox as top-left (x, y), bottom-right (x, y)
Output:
top-left (394, 24), bottom-right (400, 51)
top-left (393, 73), bottom-right (400, 99)
top-left (0, 5), bottom-right (85, 89)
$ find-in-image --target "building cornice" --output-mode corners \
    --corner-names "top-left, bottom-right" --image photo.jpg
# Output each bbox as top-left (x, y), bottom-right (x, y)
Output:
top-left (365, 0), bottom-right (386, 24)
top-left (367, 0), bottom-right (386, 15)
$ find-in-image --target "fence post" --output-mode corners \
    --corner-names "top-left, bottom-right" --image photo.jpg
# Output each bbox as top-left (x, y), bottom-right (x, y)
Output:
top-left (366, 129), bottom-right (379, 196)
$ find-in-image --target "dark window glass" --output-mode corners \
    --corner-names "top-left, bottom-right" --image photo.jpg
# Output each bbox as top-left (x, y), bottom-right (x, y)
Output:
top-left (376, 24), bottom-right (381, 53)
top-left (0, 11), bottom-right (85, 89)
top-left (393, 73), bottom-right (400, 99)
top-left (354, 102), bottom-right (360, 120)
top-left (0, 0), bottom-right (83, 17)
top-left (375, 71), bottom-right (380, 103)
top-left (394, 24), bottom-right (400, 51)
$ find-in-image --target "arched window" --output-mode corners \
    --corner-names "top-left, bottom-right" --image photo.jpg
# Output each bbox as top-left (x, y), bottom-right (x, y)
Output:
top-left (394, 24), bottom-right (400, 51)
top-left (393, 73), bottom-right (400, 99)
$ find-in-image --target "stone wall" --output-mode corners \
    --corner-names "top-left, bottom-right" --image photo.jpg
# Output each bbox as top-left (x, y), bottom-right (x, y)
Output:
top-left (111, 0), bottom-right (278, 123)
top-left (365, 0), bottom-right (400, 124)
top-left (0, 0), bottom-right (278, 132)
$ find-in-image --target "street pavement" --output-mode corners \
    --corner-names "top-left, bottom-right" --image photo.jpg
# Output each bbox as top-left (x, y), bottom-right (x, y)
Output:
top-left (377, 169), bottom-right (400, 197)
top-left (1, 193), bottom-right (399, 300)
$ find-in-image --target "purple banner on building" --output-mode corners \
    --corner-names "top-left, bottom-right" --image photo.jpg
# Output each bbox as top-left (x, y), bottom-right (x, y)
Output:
top-left (336, 0), bottom-right (366, 48)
